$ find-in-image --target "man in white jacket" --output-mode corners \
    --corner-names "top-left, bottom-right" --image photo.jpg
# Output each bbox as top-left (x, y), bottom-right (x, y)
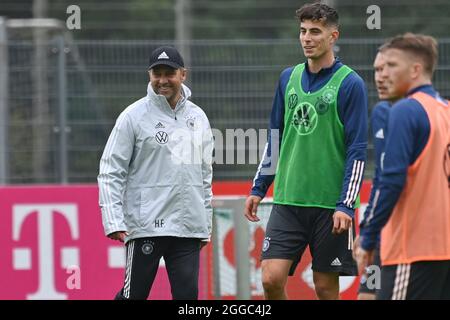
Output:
top-left (98, 46), bottom-right (214, 300)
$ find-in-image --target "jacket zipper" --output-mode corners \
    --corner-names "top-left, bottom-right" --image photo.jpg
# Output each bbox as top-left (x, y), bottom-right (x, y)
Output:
top-left (173, 104), bottom-right (178, 120)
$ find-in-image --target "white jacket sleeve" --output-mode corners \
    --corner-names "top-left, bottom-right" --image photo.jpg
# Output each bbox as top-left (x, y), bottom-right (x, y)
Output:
top-left (97, 112), bottom-right (135, 236)
top-left (202, 119), bottom-right (214, 238)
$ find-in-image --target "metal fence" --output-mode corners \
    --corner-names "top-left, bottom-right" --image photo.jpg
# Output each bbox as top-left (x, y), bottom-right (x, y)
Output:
top-left (3, 37), bottom-right (450, 183)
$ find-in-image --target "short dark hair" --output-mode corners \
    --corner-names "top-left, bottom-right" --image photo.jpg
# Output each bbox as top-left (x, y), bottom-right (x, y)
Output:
top-left (295, 2), bottom-right (339, 28)
top-left (379, 33), bottom-right (438, 76)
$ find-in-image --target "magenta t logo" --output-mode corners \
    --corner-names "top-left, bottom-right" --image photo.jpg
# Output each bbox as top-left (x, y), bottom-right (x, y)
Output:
top-left (13, 204), bottom-right (79, 299)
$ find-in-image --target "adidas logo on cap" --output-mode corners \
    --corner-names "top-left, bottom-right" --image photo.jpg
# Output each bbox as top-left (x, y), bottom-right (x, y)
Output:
top-left (158, 51), bottom-right (169, 60)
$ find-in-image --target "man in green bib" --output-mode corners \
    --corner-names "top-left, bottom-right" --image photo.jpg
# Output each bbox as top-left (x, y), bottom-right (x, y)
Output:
top-left (245, 3), bottom-right (368, 299)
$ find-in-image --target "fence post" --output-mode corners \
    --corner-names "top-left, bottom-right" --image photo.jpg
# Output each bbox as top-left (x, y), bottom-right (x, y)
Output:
top-left (211, 211), bottom-right (221, 299)
top-left (175, 0), bottom-right (191, 86)
top-left (212, 197), bottom-right (251, 299)
top-left (57, 35), bottom-right (68, 183)
top-left (232, 198), bottom-right (251, 300)
top-left (0, 17), bottom-right (9, 184)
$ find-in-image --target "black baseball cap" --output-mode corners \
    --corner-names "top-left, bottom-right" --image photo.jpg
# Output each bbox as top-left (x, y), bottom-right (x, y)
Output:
top-left (148, 46), bottom-right (185, 70)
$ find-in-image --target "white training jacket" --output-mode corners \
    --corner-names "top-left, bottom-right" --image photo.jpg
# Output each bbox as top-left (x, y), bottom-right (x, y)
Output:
top-left (98, 83), bottom-right (213, 243)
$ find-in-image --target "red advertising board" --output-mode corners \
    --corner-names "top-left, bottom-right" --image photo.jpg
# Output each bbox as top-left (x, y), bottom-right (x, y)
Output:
top-left (0, 185), bottom-right (206, 299)
top-left (207, 181), bottom-right (371, 300)
top-left (0, 182), bottom-right (371, 300)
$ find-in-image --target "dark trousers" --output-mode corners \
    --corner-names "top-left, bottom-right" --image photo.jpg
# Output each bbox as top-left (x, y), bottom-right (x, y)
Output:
top-left (115, 236), bottom-right (201, 300)
top-left (377, 260), bottom-right (450, 300)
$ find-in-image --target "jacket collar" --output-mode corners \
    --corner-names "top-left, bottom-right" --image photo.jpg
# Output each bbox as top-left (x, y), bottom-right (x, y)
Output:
top-left (146, 83), bottom-right (191, 116)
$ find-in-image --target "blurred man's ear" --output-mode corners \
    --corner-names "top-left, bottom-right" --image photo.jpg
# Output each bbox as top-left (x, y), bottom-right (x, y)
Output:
top-left (410, 62), bottom-right (423, 80)
top-left (180, 68), bottom-right (187, 81)
top-left (330, 28), bottom-right (339, 44)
